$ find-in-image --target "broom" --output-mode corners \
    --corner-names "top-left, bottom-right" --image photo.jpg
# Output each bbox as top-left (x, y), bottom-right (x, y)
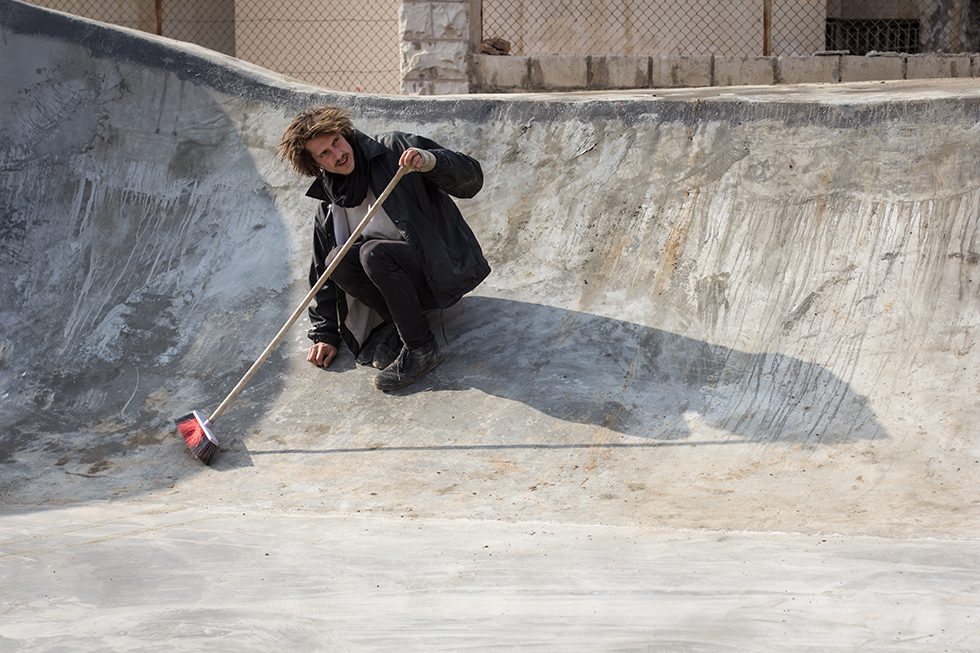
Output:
top-left (175, 165), bottom-right (412, 464)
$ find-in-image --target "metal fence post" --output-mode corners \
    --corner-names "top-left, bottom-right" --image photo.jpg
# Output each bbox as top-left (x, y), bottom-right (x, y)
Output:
top-left (470, 0), bottom-right (483, 52)
top-left (763, 0), bottom-right (771, 56)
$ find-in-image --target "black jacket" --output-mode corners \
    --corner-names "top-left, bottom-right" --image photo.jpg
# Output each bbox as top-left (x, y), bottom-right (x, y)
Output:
top-left (306, 130), bottom-right (490, 354)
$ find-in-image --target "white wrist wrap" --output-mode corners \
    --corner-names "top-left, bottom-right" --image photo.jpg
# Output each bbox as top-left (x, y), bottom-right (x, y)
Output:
top-left (416, 149), bottom-right (436, 173)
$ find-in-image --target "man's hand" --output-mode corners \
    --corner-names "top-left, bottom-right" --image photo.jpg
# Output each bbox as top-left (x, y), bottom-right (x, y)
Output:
top-left (308, 342), bottom-right (338, 367)
top-left (399, 148), bottom-right (436, 172)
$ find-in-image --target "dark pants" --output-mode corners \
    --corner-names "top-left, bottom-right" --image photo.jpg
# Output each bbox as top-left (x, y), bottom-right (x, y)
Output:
top-left (329, 239), bottom-right (437, 349)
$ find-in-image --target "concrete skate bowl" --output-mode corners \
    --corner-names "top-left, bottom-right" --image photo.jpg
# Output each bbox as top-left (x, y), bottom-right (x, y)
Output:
top-left (1, 0), bottom-right (978, 540)
top-left (0, 0), bottom-right (303, 497)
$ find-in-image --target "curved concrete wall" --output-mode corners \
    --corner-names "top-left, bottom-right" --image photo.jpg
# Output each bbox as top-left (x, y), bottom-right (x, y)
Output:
top-left (1, 0), bottom-right (978, 538)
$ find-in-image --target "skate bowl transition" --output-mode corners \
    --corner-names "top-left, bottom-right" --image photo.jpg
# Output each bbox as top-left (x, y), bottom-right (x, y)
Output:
top-left (1, 0), bottom-right (979, 649)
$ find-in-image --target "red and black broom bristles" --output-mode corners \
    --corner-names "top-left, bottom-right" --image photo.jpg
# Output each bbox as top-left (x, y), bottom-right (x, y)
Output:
top-left (175, 410), bottom-right (218, 465)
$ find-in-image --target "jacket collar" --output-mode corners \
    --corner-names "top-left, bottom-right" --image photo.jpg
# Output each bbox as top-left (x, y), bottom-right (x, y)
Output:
top-left (304, 131), bottom-right (386, 202)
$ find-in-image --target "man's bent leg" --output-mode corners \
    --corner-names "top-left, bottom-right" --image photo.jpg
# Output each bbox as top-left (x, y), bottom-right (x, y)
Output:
top-left (358, 240), bottom-right (437, 349)
top-left (358, 240), bottom-right (443, 391)
top-left (328, 241), bottom-right (393, 323)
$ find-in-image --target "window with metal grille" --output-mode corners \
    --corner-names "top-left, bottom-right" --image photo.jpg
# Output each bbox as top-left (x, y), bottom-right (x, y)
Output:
top-left (826, 19), bottom-right (921, 55)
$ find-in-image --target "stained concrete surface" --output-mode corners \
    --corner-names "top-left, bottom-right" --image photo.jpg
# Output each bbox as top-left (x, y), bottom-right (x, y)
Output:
top-left (1, 0), bottom-right (979, 649)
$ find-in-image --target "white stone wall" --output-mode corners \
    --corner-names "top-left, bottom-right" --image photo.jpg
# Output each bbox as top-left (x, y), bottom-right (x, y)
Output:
top-left (399, 0), bottom-right (472, 95)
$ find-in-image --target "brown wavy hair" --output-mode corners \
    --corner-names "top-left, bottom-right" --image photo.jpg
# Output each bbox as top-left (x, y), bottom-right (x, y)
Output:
top-left (277, 106), bottom-right (356, 178)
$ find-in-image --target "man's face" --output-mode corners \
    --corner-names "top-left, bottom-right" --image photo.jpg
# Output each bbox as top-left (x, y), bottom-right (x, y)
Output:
top-left (305, 132), bottom-right (354, 175)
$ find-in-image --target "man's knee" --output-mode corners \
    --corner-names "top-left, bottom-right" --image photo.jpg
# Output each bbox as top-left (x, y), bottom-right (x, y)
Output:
top-left (359, 240), bottom-right (408, 277)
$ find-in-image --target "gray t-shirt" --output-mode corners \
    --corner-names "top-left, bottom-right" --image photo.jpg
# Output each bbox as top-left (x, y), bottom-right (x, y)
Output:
top-left (347, 188), bottom-right (403, 241)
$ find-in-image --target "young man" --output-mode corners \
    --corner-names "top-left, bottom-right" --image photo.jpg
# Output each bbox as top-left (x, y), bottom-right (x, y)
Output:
top-left (277, 106), bottom-right (490, 391)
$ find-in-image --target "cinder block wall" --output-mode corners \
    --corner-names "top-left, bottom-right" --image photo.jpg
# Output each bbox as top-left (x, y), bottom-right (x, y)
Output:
top-left (471, 53), bottom-right (980, 93)
top-left (398, 2), bottom-right (980, 94)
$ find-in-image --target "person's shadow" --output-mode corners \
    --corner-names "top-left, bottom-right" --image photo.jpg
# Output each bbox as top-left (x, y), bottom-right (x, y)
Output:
top-left (420, 295), bottom-right (885, 447)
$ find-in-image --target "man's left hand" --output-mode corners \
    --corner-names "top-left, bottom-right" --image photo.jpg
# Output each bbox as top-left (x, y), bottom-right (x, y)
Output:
top-left (399, 148), bottom-right (436, 172)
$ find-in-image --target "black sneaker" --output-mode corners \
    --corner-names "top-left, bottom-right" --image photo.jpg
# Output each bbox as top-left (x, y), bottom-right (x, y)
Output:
top-left (373, 340), bottom-right (443, 392)
top-left (372, 324), bottom-right (403, 370)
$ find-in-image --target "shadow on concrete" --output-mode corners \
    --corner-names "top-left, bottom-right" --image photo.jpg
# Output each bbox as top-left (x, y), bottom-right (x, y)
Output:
top-left (436, 296), bottom-right (885, 446)
top-left (249, 295), bottom-right (886, 458)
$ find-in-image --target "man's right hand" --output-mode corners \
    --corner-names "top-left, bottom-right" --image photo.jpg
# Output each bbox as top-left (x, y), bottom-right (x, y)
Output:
top-left (308, 342), bottom-right (338, 367)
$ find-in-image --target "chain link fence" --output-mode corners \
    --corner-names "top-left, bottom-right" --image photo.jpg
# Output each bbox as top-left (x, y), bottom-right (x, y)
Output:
top-left (23, 1), bottom-right (980, 94)
top-left (482, 0), bottom-right (980, 57)
top-left (24, 0), bottom-right (401, 94)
